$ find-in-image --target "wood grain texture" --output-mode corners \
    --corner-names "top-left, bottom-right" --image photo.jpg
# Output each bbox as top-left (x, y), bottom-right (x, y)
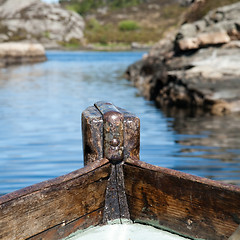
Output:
top-left (82, 106), bottom-right (103, 166)
top-left (103, 164), bottom-right (130, 223)
top-left (0, 159), bottom-right (110, 240)
top-left (119, 108), bottom-right (140, 161)
top-left (124, 159), bottom-right (240, 240)
top-left (28, 208), bottom-right (104, 240)
top-left (82, 104), bottom-right (140, 166)
top-left (95, 101), bottom-right (124, 163)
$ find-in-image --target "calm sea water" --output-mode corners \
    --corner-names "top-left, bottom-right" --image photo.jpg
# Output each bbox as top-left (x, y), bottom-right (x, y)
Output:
top-left (0, 51), bottom-right (239, 196)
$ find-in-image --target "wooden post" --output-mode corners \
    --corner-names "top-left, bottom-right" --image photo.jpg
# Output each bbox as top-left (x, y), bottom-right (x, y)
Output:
top-left (82, 101), bottom-right (140, 166)
top-left (82, 101), bottom-right (140, 223)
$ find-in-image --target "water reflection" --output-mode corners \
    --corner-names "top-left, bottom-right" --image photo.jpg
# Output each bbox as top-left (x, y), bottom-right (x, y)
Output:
top-left (163, 107), bottom-right (240, 185)
top-left (0, 51), bottom-right (150, 195)
top-left (0, 51), bottom-right (239, 196)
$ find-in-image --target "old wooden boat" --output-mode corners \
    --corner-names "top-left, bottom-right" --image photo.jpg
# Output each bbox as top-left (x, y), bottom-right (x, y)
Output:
top-left (0, 101), bottom-right (240, 240)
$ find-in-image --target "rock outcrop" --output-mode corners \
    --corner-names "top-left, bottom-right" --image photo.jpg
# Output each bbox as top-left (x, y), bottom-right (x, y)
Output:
top-left (126, 2), bottom-right (240, 115)
top-left (0, 42), bottom-right (46, 67)
top-left (176, 2), bottom-right (240, 52)
top-left (0, 0), bottom-right (85, 48)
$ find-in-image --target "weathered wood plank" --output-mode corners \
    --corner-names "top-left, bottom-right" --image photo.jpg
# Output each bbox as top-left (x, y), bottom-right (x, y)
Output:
top-left (103, 164), bottom-right (122, 223)
top-left (124, 159), bottom-right (240, 240)
top-left (82, 106), bottom-right (103, 166)
top-left (28, 208), bottom-right (104, 240)
top-left (103, 164), bottom-right (130, 223)
top-left (115, 164), bottom-right (131, 221)
top-left (0, 159), bottom-right (110, 240)
top-left (118, 107), bottom-right (140, 161)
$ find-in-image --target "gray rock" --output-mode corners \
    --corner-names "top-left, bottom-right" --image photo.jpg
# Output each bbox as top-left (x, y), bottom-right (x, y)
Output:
top-left (0, 0), bottom-right (85, 48)
top-left (126, 2), bottom-right (240, 115)
top-left (195, 20), bottom-right (207, 31)
top-left (127, 47), bottom-right (240, 115)
top-left (222, 40), bottom-right (240, 48)
top-left (0, 42), bottom-right (46, 67)
top-left (177, 23), bottom-right (197, 39)
top-left (176, 2), bottom-right (240, 51)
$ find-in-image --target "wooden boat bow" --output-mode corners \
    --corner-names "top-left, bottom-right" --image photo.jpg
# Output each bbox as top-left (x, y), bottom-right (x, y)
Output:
top-left (82, 102), bottom-right (140, 224)
top-left (0, 101), bottom-right (240, 240)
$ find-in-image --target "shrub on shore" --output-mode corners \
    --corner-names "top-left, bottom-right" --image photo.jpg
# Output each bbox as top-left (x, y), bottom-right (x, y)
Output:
top-left (118, 20), bottom-right (140, 31)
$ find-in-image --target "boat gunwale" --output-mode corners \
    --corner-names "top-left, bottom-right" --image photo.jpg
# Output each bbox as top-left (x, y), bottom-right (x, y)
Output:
top-left (0, 158), bottom-right (109, 205)
top-left (125, 158), bottom-right (240, 193)
top-left (124, 158), bottom-right (240, 239)
top-left (0, 156), bottom-right (240, 240)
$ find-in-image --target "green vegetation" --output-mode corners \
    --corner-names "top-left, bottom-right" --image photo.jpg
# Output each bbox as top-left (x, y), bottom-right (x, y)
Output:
top-left (184, 0), bottom-right (240, 22)
top-left (84, 18), bottom-right (162, 45)
top-left (162, 3), bottom-right (185, 19)
top-left (87, 18), bottom-right (101, 30)
top-left (65, 4), bottom-right (80, 12)
top-left (60, 0), bottom-right (240, 48)
top-left (58, 38), bottom-right (82, 49)
top-left (60, 0), bottom-right (145, 15)
top-left (60, 0), bottom-right (186, 46)
top-left (89, 42), bottom-right (131, 51)
top-left (118, 20), bottom-right (139, 31)
top-left (82, 2), bottom-right (186, 46)
top-left (43, 31), bottom-right (50, 39)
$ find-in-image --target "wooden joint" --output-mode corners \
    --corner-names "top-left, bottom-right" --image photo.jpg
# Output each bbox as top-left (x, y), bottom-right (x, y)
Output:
top-left (103, 164), bottom-right (131, 223)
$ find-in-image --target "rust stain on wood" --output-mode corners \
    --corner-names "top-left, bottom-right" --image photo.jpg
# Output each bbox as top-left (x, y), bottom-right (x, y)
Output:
top-left (124, 158), bottom-right (240, 240)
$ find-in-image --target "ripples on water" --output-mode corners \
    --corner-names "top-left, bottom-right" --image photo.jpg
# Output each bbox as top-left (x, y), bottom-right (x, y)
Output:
top-left (0, 51), bottom-right (239, 196)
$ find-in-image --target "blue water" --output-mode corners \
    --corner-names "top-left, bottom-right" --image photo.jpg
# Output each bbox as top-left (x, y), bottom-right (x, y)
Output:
top-left (0, 51), bottom-right (239, 196)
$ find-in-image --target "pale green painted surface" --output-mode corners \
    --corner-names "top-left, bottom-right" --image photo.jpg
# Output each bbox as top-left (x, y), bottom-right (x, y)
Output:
top-left (64, 223), bottom-right (190, 240)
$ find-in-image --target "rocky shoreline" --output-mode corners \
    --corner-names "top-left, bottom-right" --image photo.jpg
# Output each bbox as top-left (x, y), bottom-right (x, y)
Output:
top-left (126, 2), bottom-right (240, 115)
top-left (0, 0), bottom-right (85, 67)
top-left (0, 0), bottom-right (85, 49)
top-left (0, 42), bottom-right (46, 67)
